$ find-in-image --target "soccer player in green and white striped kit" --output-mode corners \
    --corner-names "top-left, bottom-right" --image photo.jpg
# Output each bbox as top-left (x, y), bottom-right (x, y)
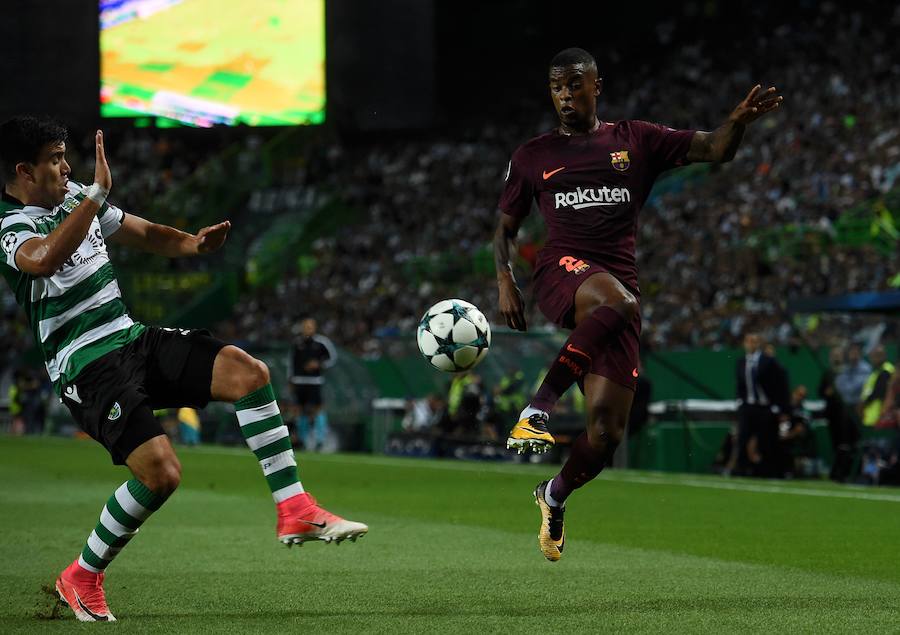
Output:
top-left (0, 117), bottom-right (367, 622)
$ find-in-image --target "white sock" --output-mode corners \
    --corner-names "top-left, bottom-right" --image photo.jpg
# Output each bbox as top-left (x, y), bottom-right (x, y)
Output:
top-left (544, 483), bottom-right (564, 508)
top-left (519, 405), bottom-right (547, 421)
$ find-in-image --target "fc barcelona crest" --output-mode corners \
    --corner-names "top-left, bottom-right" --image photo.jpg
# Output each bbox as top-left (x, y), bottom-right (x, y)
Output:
top-left (610, 150), bottom-right (630, 171)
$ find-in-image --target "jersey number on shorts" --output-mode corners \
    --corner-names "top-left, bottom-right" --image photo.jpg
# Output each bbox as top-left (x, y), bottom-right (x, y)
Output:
top-left (558, 256), bottom-right (590, 275)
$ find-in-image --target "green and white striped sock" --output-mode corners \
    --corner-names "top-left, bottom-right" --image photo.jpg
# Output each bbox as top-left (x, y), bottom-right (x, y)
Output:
top-left (78, 479), bottom-right (165, 573)
top-left (235, 384), bottom-right (304, 503)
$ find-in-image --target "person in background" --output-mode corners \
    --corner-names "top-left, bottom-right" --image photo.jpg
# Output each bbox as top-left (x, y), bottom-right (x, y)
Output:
top-left (819, 347), bottom-right (857, 482)
top-left (874, 432), bottom-right (900, 485)
top-left (290, 317), bottom-right (338, 451)
top-left (14, 366), bottom-right (47, 435)
top-left (732, 333), bottom-right (790, 477)
top-left (402, 394), bottom-right (449, 433)
top-left (876, 372), bottom-right (900, 429)
top-left (713, 424), bottom-right (737, 475)
top-left (777, 385), bottom-right (816, 478)
top-left (835, 343), bottom-right (871, 414)
top-left (493, 369), bottom-right (526, 438)
top-left (7, 368), bottom-right (25, 435)
top-left (860, 345), bottom-right (894, 427)
top-left (447, 372), bottom-right (484, 438)
top-left (177, 408), bottom-right (201, 445)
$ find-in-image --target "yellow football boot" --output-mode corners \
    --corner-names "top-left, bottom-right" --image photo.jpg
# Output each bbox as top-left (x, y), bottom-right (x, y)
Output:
top-left (506, 411), bottom-right (554, 454)
top-left (534, 480), bottom-right (565, 561)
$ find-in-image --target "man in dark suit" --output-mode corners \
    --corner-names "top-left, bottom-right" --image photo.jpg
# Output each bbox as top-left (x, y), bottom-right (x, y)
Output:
top-left (733, 333), bottom-right (791, 477)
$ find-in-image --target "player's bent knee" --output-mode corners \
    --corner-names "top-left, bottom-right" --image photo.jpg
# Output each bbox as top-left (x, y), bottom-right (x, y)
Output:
top-left (214, 346), bottom-right (271, 399)
top-left (154, 461), bottom-right (182, 497)
top-left (139, 455), bottom-right (181, 497)
top-left (212, 346), bottom-right (270, 401)
top-left (580, 292), bottom-right (637, 325)
top-left (611, 292), bottom-right (638, 322)
top-left (245, 358), bottom-right (270, 392)
top-left (587, 408), bottom-right (626, 448)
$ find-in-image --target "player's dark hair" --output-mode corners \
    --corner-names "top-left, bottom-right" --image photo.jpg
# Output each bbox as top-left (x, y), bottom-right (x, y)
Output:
top-left (0, 116), bottom-right (69, 181)
top-left (549, 47), bottom-right (597, 73)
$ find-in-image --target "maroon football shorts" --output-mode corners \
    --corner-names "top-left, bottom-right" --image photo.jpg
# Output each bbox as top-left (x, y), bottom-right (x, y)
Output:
top-left (532, 252), bottom-right (641, 391)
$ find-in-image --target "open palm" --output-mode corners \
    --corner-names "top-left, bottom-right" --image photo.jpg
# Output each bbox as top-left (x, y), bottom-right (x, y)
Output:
top-left (730, 84), bottom-right (783, 125)
top-left (196, 221), bottom-right (231, 254)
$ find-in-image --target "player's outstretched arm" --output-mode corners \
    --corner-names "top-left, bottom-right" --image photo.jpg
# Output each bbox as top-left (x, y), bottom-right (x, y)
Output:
top-left (15, 131), bottom-right (112, 277)
top-left (109, 215), bottom-right (231, 257)
top-left (686, 84), bottom-right (783, 163)
top-left (494, 212), bottom-right (527, 331)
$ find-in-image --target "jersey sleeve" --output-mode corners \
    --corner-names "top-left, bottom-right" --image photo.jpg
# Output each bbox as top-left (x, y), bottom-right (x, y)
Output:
top-left (633, 120), bottom-right (696, 173)
top-left (0, 212), bottom-right (40, 271)
top-left (98, 201), bottom-right (125, 238)
top-left (498, 148), bottom-right (535, 218)
top-left (67, 180), bottom-right (125, 238)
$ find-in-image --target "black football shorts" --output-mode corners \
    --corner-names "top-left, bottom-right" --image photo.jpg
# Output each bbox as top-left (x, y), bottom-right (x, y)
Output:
top-left (60, 327), bottom-right (226, 464)
top-left (293, 383), bottom-right (323, 407)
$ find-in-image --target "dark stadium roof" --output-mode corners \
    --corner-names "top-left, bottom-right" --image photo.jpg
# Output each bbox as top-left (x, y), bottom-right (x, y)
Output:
top-left (788, 291), bottom-right (900, 314)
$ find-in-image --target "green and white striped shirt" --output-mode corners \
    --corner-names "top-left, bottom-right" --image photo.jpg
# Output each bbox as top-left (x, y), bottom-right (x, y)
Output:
top-left (0, 182), bottom-right (145, 394)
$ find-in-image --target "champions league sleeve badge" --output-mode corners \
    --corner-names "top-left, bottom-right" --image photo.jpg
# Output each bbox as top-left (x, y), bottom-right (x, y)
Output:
top-left (2, 232), bottom-right (17, 256)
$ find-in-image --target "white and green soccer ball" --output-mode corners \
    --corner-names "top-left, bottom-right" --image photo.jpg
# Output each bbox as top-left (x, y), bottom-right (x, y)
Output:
top-left (417, 299), bottom-right (491, 373)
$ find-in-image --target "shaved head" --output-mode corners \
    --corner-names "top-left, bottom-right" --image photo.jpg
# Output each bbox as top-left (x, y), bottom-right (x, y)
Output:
top-left (549, 47), bottom-right (597, 74)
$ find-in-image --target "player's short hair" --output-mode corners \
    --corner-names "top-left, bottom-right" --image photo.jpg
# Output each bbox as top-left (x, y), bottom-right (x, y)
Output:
top-left (549, 47), bottom-right (597, 73)
top-left (0, 116), bottom-right (69, 181)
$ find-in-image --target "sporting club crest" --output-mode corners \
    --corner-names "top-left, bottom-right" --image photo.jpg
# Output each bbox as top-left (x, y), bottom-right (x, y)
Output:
top-left (610, 150), bottom-right (630, 171)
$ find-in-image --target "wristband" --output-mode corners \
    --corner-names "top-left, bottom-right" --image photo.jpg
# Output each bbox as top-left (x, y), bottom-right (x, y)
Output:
top-left (85, 183), bottom-right (110, 206)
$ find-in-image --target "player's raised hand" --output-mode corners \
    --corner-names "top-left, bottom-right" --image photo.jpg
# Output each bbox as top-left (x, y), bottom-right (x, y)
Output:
top-left (729, 85), bottom-right (783, 125)
top-left (498, 277), bottom-right (527, 331)
top-left (196, 220), bottom-right (231, 254)
top-left (94, 130), bottom-right (112, 192)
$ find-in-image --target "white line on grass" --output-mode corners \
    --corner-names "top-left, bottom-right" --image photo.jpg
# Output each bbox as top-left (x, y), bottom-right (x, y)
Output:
top-left (182, 445), bottom-right (900, 504)
top-left (611, 474), bottom-right (900, 503)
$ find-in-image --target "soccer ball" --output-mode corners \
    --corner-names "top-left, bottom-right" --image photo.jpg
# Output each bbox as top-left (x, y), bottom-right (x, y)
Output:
top-left (417, 299), bottom-right (491, 372)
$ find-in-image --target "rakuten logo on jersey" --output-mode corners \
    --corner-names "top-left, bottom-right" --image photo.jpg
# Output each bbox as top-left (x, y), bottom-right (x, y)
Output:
top-left (554, 186), bottom-right (632, 210)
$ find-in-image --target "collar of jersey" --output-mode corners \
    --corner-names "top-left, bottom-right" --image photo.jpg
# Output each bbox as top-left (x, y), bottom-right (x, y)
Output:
top-left (2, 190), bottom-right (59, 215)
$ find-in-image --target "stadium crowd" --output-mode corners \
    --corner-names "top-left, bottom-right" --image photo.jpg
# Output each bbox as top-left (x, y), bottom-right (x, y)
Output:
top-left (1, 4), bottom-right (898, 365)
top-left (227, 1), bottom-right (899, 356)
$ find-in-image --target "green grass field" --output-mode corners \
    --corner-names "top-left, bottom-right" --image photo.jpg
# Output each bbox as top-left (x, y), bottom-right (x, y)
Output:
top-left (1, 436), bottom-right (899, 633)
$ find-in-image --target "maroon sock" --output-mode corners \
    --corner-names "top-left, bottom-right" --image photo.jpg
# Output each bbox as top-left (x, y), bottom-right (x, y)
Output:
top-left (531, 306), bottom-right (626, 412)
top-left (548, 432), bottom-right (617, 504)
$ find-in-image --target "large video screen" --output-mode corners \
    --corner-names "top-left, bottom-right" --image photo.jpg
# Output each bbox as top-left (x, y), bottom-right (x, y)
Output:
top-left (100, 0), bottom-right (325, 126)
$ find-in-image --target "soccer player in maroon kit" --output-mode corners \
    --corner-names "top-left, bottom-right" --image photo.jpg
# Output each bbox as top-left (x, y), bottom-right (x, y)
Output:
top-left (494, 48), bottom-right (782, 561)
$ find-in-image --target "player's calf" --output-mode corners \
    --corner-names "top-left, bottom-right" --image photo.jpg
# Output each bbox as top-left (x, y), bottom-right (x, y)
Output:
top-left (232, 382), bottom-right (370, 545)
top-left (530, 306), bottom-right (629, 419)
top-left (56, 476), bottom-right (168, 622)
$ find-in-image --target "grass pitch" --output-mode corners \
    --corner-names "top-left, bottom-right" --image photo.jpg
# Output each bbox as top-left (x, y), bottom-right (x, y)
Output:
top-left (1, 436), bottom-right (898, 633)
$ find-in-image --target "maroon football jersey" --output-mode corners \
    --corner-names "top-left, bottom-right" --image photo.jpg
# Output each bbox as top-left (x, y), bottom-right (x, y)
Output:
top-left (499, 120), bottom-right (695, 295)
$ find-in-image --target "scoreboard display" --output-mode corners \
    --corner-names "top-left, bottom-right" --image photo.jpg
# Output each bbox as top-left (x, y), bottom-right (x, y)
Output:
top-left (100, 0), bottom-right (325, 126)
